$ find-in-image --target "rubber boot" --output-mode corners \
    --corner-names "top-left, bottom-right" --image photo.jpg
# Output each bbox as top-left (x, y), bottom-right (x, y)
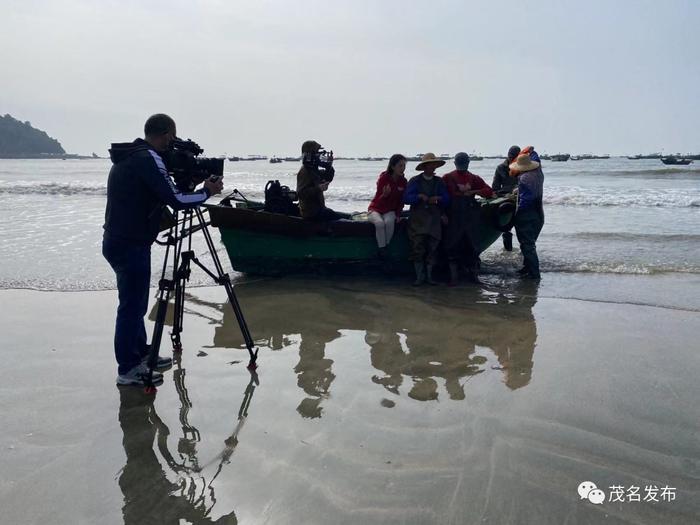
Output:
top-left (412, 262), bottom-right (425, 286)
top-left (377, 247), bottom-right (388, 260)
top-left (465, 269), bottom-right (482, 284)
top-left (426, 264), bottom-right (438, 285)
top-left (502, 232), bottom-right (513, 251)
top-left (448, 262), bottom-right (459, 287)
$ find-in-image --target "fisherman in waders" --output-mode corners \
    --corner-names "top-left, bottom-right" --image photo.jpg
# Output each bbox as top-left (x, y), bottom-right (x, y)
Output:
top-left (510, 151), bottom-right (545, 280)
top-left (492, 145), bottom-right (521, 250)
top-left (403, 153), bottom-right (450, 285)
top-left (443, 152), bottom-right (495, 285)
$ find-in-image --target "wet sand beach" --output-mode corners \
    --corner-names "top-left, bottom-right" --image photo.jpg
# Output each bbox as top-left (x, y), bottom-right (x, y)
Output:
top-left (1, 274), bottom-right (699, 524)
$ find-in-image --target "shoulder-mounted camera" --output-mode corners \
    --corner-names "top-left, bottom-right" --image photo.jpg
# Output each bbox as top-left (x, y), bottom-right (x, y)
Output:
top-left (162, 138), bottom-right (224, 192)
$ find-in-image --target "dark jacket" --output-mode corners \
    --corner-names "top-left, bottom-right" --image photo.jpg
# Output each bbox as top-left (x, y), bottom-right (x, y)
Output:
top-left (103, 139), bottom-right (210, 244)
top-left (492, 160), bottom-right (517, 195)
top-left (296, 165), bottom-right (326, 219)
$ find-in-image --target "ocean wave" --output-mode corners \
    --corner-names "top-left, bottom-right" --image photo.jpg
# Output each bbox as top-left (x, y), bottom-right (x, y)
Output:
top-left (598, 167), bottom-right (700, 177)
top-left (559, 232), bottom-right (700, 242)
top-left (2, 180), bottom-right (699, 209)
top-left (542, 189), bottom-right (700, 208)
top-left (479, 257), bottom-right (700, 276)
top-left (0, 181), bottom-right (107, 196)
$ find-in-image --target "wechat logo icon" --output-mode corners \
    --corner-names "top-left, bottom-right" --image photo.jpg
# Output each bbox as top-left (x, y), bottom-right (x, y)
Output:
top-left (578, 481), bottom-right (605, 505)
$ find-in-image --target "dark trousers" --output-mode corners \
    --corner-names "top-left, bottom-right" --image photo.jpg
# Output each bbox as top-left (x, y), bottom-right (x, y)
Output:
top-left (514, 209), bottom-right (544, 278)
top-left (102, 234), bottom-right (151, 375)
top-left (501, 229), bottom-right (513, 248)
top-left (408, 233), bottom-right (440, 264)
top-left (310, 207), bottom-right (346, 222)
top-left (445, 205), bottom-right (480, 272)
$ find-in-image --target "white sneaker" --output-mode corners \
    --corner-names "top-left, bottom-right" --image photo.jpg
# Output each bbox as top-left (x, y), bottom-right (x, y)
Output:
top-left (116, 363), bottom-right (164, 387)
top-left (141, 354), bottom-right (173, 371)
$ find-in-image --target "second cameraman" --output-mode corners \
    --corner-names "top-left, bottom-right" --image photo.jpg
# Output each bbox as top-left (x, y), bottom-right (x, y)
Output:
top-left (102, 113), bottom-right (223, 387)
top-left (296, 140), bottom-right (344, 221)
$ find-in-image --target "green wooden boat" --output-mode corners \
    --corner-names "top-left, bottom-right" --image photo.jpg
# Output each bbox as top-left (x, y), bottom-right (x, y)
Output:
top-left (207, 198), bottom-right (515, 276)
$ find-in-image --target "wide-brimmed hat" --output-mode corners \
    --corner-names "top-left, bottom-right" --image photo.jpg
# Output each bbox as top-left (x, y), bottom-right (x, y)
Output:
top-left (509, 153), bottom-right (540, 173)
top-left (416, 152), bottom-right (446, 171)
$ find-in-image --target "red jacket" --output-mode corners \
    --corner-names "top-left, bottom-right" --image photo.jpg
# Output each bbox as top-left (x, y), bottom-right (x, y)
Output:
top-left (442, 170), bottom-right (494, 198)
top-left (368, 171), bottom-right (407, 215)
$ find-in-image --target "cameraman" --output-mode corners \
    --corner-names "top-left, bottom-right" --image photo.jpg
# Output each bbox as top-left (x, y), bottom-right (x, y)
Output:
top-left (296, 140), bottom-right (343, 221)
top-left (103, 113), bottom-right (223, 387)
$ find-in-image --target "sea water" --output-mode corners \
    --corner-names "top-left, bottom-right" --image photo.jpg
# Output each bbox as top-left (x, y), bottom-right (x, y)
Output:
top-left (0, 158), bottom-right (698, 291)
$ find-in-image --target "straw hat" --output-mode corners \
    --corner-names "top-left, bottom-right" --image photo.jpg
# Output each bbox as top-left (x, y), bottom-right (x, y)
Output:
top-left (509, 153), bottom-right (540, 173)
top-left (416, 152), bottom-right (446, 171)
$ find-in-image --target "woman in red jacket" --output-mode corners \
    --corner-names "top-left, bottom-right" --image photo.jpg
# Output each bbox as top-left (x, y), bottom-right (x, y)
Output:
top-left (368, 154), bottom-right (407, 257)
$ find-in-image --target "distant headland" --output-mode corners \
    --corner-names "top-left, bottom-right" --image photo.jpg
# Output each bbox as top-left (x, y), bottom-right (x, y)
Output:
top-left (0, 114), bottom-right (99, 159)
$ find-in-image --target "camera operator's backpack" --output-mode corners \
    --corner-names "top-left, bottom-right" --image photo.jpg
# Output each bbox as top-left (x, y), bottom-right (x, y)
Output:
top-left (264, 180), bottom-right (299, 216)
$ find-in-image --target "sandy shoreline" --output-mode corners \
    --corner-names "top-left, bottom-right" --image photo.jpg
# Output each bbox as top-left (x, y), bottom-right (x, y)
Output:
top-left (1, 274), bottom-right (699, 524)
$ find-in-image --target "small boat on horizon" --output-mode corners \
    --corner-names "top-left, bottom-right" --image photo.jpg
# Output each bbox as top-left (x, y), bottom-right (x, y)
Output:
top-left (269, 156), bottom-right (283, 164)
top-left (549, 154), bottom-right (571, 162)
top-left (627, 153), bottom-right (662, 160)
top-left (660, 156), bottom-right (693, 165)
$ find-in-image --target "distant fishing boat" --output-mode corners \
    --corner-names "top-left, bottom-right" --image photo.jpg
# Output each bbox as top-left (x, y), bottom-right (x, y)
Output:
top-left (571, 154), bottom-right (610, 161)
top-left (627, 153), bottom-right (662, 160)
top-left (269, 156), bottom-right (283, 164)
top-left (660, 156), bottom-right (693, 165)
top-left (207, 197), bottom-right (516, 276)
top-left (282, 156), bottom-right (301, 162)
top-left (550, 154), bottom-right (571, 162)
top-left (228, 156), bottom-right (240, 162)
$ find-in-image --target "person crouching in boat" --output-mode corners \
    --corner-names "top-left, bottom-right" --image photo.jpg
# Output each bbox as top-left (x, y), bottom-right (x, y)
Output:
top-left (404, 153), bottom-right (450, 285)
top-left (297, 140), bottom-right (343, 221)
top-left (492, 145), bottom-right (521, 251)
top-left (368, 154), bottom-right (407, 259)
top-left (443, 152), bottom-right (495, 285)
top-left (510, 150), bottom-right (545, 280)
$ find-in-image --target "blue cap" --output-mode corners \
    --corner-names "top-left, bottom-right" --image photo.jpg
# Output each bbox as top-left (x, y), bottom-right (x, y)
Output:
top-left (454, 152), bottom-right (470, 170)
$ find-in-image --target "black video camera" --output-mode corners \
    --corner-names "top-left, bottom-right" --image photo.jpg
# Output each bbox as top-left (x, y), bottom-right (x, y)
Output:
top-left (162, 138), bottom-right (224, 192)
top-left (303, 148), bottom-right (335, 183)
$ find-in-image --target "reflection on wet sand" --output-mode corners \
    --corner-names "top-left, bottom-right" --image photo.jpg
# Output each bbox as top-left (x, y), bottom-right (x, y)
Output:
top-left (203, 279), bottom-right (539, 414)
top-left (117, 356), bottom-right (258, 524)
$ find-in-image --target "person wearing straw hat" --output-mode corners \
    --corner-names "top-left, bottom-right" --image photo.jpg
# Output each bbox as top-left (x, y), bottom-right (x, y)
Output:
top-left (403, 153), bottom-right (450, 285)
top-left (510, 152), bottom-right (545, 279)
top-left (443, 152), bottom-right (494, 285)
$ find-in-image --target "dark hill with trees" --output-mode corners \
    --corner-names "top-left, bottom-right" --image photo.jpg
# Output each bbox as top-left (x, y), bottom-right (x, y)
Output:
top-left (0, 114), bottom-right (65, 158)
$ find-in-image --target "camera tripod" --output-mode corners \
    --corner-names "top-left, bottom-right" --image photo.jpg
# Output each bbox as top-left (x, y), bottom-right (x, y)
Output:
top-left (145, 205), bottom-right (258, 392)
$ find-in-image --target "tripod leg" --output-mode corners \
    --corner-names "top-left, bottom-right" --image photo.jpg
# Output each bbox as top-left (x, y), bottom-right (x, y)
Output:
top-left (144, 209), bottom-right (184, 392)
top-left (171, 257), bottom-right (189, 353)
top-left (145, 277), bottom-right (174, 393)
top-left (194, 208), bottom-right (259, 369)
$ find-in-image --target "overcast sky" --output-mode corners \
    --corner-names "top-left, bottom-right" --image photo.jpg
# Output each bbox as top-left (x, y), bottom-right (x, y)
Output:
top-left (2, 0), bottom-right (699, 156)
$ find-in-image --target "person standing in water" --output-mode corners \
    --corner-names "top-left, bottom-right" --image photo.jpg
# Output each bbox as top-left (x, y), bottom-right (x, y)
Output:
top-left (403, 153), bottom-right (450, 285)
top-left (368, 154), bottom-right (407, 258)
top-left (443, 152), bottom-right (494, 285)
top-left (492, 145), bottom-right (521, 251)
top-left (510, 151), bottom-right (545, 279)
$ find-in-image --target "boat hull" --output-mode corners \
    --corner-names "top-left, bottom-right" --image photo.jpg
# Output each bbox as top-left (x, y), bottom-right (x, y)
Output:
top-left (207, 199), bottom-right (515, 276)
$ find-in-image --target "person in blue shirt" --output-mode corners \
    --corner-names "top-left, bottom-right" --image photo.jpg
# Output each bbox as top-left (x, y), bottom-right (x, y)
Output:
top-left (510, 152), bottom-right (545, 279)
top-left (103, 114), bottom-right (223, 387)
top-left (403, 153), bottom-right (450, 285)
